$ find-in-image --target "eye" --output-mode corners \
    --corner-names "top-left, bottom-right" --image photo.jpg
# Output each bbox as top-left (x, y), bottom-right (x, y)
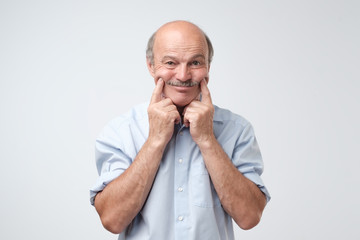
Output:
top-left (192, 61), bottom-right (200, 66)
top-left (166, 61), bottom-right (175, 65)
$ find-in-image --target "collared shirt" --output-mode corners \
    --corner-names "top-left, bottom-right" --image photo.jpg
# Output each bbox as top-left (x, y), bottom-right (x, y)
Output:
top-left (90, 102), bottom-right (270, 240)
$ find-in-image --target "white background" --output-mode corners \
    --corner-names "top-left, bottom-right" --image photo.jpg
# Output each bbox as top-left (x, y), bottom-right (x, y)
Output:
top-left (1, 0), bottom-right (359, 239)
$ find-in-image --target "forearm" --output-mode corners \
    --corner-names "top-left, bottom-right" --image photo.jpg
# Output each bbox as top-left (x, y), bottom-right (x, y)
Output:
top-left (198, 137), bottom-right (266, 230)
top-left (94, 139), bottom-right (165, 234)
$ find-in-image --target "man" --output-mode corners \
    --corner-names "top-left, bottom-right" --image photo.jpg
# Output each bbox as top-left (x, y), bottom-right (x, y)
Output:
top-left (90, 20), bottom-right (270, 240)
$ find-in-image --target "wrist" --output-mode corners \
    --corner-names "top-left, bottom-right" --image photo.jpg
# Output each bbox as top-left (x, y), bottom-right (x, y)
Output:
top-left (146, 136), bottom-right (169, 152)
top-left (196, 134), bottom-right (217, 151)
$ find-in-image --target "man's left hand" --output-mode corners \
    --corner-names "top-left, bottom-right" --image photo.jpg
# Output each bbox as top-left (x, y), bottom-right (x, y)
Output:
top-left (183, 79), bottom-right (215, 146)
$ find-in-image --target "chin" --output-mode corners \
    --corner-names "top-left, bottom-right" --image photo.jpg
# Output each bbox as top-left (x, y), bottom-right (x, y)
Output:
top-left (170, 96), bottom-right (196, 107)
top-left (164, 88), bottom-right (201, 107)
top-left (171, 99), bottom-right (189, 107)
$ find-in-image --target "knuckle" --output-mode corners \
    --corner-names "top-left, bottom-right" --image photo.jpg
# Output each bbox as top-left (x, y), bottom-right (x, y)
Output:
top-left (163, 98), bottom-right (172, 105)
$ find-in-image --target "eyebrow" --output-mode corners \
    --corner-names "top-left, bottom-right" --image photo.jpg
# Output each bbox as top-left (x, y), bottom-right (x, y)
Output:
top-left (161, 55), bottom-right (177, 61)
top-left (190, 54), bottom-right (206, 59)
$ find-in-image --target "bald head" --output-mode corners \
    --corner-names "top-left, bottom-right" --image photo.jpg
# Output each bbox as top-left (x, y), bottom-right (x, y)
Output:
top-left (146, 21), bottom-right (214, 65)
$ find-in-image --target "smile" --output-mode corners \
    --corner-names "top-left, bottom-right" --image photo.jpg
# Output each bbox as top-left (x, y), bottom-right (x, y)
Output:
top-left (166, 81), bottom-right (199, 87)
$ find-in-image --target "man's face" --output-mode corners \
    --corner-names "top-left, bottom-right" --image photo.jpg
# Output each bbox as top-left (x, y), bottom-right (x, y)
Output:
top-left (147, 24), bottom-right (210, 107)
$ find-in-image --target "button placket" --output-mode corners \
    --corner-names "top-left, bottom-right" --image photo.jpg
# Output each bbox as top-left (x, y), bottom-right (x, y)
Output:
top-left (174, 126), bottom-right (189, 238)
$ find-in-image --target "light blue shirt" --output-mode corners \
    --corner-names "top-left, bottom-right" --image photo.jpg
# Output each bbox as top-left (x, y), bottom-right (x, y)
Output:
top-left (90, 102), bottom-right (270, 240)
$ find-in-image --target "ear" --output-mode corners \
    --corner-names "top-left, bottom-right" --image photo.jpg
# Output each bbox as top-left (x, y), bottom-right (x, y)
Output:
top-left (146, 57), bottom-right (155, 78)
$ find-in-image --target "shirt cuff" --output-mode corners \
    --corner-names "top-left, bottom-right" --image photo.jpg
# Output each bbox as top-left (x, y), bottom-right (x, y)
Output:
top-left (89, 170), bottom-right (122, 206)
top-left (243, 171), bottom-right (271, 203)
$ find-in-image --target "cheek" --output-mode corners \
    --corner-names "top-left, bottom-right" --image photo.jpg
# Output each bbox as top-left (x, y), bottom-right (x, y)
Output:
top-left (192, 69), bottom-right (209, 81)
top-left (163, 84), bottom-right (171, 93)
top-left (153, 66), bottom-right (174, 80)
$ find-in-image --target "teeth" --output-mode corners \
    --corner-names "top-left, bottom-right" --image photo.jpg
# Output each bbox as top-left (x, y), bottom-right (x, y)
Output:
top-left (167, 81), bottom-right (199, 87)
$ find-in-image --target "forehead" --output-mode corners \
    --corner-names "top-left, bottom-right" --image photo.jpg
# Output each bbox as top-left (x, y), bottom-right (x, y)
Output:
top-left (153, 24), bottom-right (208, 58)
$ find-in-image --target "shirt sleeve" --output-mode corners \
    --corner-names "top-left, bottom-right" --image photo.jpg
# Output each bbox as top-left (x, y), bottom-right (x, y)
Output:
top-left (89, 121), bottom-right (133, 206)
top-left (232, 122), bottom-right (271, 202)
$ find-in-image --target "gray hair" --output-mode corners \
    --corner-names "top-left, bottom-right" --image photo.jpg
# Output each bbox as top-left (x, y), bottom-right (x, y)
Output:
top-left (146, 28), bottom-right (214, 65)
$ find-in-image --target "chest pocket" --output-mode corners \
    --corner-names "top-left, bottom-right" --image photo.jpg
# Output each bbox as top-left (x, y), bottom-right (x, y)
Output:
top-left (190, 160), bottom-right (221, 208)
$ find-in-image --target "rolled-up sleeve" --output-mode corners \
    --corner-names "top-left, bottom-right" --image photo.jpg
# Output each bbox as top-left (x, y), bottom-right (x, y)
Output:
top-left (89, 121), bottom-right (132, 206)
top-left (232, 123), bottom-right (271, 202)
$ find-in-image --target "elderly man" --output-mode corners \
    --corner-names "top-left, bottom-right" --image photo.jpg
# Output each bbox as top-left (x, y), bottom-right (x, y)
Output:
top-left (90, 20), bottom-right (270, 240)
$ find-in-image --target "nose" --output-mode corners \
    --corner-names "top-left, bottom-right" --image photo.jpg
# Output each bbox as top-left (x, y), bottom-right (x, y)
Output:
top-left (175, 64), bottom-right (191, 82)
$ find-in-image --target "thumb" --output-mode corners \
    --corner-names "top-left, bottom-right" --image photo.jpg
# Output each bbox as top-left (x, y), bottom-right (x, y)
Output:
top-left (150, 78), bottom-right (164, 104)
top-left (200, 79), bottom-right (212, 105)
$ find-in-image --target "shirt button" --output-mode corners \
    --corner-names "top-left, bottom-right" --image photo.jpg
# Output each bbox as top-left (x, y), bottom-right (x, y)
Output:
top-left (179, 131), bottom-right (183, 136)
top-left (178, 158), bottom-right (183, 163)
top-left (178, 187), bottom-right (183, 192)
top-left (178, 216), bottom-right (184, 221)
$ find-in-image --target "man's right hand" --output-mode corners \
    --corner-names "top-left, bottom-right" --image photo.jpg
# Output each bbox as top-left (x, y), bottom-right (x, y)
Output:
top-left (147, 78), bottom-right (180, 148)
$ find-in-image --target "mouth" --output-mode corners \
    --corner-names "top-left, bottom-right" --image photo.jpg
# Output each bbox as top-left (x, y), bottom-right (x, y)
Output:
top-left (166, 80), bottom-right (199, 87)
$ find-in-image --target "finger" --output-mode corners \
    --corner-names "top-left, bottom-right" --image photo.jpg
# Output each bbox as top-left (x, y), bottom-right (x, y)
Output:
top-left (182, 105), bottom-right (188, 116)
top-left (150, 78), bottom-right (164, 104)
top-left (183, 111), bottom-right (195, 128)
top-left (181, 104), bottom-right (194, 117)
top-left (182, 108), bottom-right (191, 127)
top-left (200, 79), bottom-right (212, 105)
top-left (183, 115), bottom-right (190, 127)
top-left (173, 111), bottom-right (181, 125)
top-left (160, 98), bottom-right (173, 106)
top-left (165, 109), bottom-right (181, 124)
top-left (163, 103), bottom-right (177, 112)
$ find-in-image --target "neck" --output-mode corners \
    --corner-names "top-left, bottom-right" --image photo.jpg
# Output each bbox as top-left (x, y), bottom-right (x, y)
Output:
top-left (177, 106), bottom-right (185, 115)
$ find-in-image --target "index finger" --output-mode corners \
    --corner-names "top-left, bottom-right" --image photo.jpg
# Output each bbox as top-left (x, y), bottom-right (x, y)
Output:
top-left (150, 78), bottom-right (165, 104)
top-left (200, 79), bottom-right (212, 105)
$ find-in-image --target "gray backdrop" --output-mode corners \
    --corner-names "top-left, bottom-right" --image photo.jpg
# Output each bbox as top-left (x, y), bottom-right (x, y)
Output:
top-left (1, 0), bottom-right (359, 239)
